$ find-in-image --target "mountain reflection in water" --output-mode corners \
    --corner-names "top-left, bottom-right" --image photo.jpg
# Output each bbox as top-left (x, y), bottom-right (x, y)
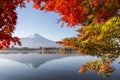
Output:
top-left (0, 53), bottom-right (119, 80)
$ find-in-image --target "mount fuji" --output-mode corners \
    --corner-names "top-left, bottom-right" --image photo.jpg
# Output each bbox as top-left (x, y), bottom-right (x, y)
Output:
top-left (20, 33), bottom-right (61, 48)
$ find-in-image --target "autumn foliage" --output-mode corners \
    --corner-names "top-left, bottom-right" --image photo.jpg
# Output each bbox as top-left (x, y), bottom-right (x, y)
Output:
top-left (0, 0), bottom-right (120, 49)
top-left (30, 0), bottom-right (120, 26)
top-left (0, 0), bottom-right (120, 77)
top-left (0, 0), bottom-right (26, 48)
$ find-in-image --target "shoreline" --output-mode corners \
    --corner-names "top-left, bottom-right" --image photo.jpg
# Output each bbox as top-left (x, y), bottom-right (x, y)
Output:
top-left (0, 47), bottom-right (73, 53)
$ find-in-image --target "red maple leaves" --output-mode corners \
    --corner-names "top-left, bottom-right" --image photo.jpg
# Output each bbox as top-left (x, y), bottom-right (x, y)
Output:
top-left (28, 0), bottom-right (120, 27)
top-left (0, 0), bottom-right (25, 49)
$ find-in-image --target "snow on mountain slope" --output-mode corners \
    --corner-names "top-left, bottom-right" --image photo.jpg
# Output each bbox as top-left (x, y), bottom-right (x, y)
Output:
top-left (20, 33), bottom-right (61, 48)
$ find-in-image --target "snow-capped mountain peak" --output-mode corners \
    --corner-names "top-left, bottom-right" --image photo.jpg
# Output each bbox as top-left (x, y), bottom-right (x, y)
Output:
top-left (20, 33), bottom-right (60, 48)
top-left (29, 33), bottom-right (41, 38)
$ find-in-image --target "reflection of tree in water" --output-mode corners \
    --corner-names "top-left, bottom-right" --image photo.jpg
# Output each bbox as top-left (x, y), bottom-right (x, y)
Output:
top-left (58, 45), bottom-right (120, 77)
top-left (79, 52), bottom-right (120, 77)
top-left (59, 45), bottom-right (120, 77)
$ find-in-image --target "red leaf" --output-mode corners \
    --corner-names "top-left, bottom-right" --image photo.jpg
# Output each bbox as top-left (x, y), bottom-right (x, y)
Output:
top-left (26, 0), bottom-right (30, 3)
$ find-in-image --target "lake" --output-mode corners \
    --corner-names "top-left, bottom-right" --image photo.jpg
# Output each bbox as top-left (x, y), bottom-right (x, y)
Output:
top-left (0, 53), bottom-right (119, 80)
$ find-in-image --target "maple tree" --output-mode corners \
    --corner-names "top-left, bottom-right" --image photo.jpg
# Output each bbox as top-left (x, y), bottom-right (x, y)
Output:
top-left (0, 0), bottom-right (25, 48)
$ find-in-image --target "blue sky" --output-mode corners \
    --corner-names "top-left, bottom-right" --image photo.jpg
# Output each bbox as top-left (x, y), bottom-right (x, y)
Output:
top-left (13, 2), bottom-right (79, 41)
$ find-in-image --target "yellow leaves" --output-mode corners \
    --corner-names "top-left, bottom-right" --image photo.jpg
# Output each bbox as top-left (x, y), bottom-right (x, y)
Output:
top-left (60, 15), bottom-right (120, 56)
top-left (88, 14), bottom-right (94, 19)
top-left (97, 34), bottom-right (103, 40)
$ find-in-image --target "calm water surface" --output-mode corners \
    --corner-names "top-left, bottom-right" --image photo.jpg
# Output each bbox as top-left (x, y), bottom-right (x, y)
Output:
top-left (0, 53), bottom-right (119, 80)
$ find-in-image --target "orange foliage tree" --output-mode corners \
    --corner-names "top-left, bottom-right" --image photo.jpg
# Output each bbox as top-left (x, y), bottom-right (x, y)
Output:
top-left (30, 0), bottom-right (120, 26)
